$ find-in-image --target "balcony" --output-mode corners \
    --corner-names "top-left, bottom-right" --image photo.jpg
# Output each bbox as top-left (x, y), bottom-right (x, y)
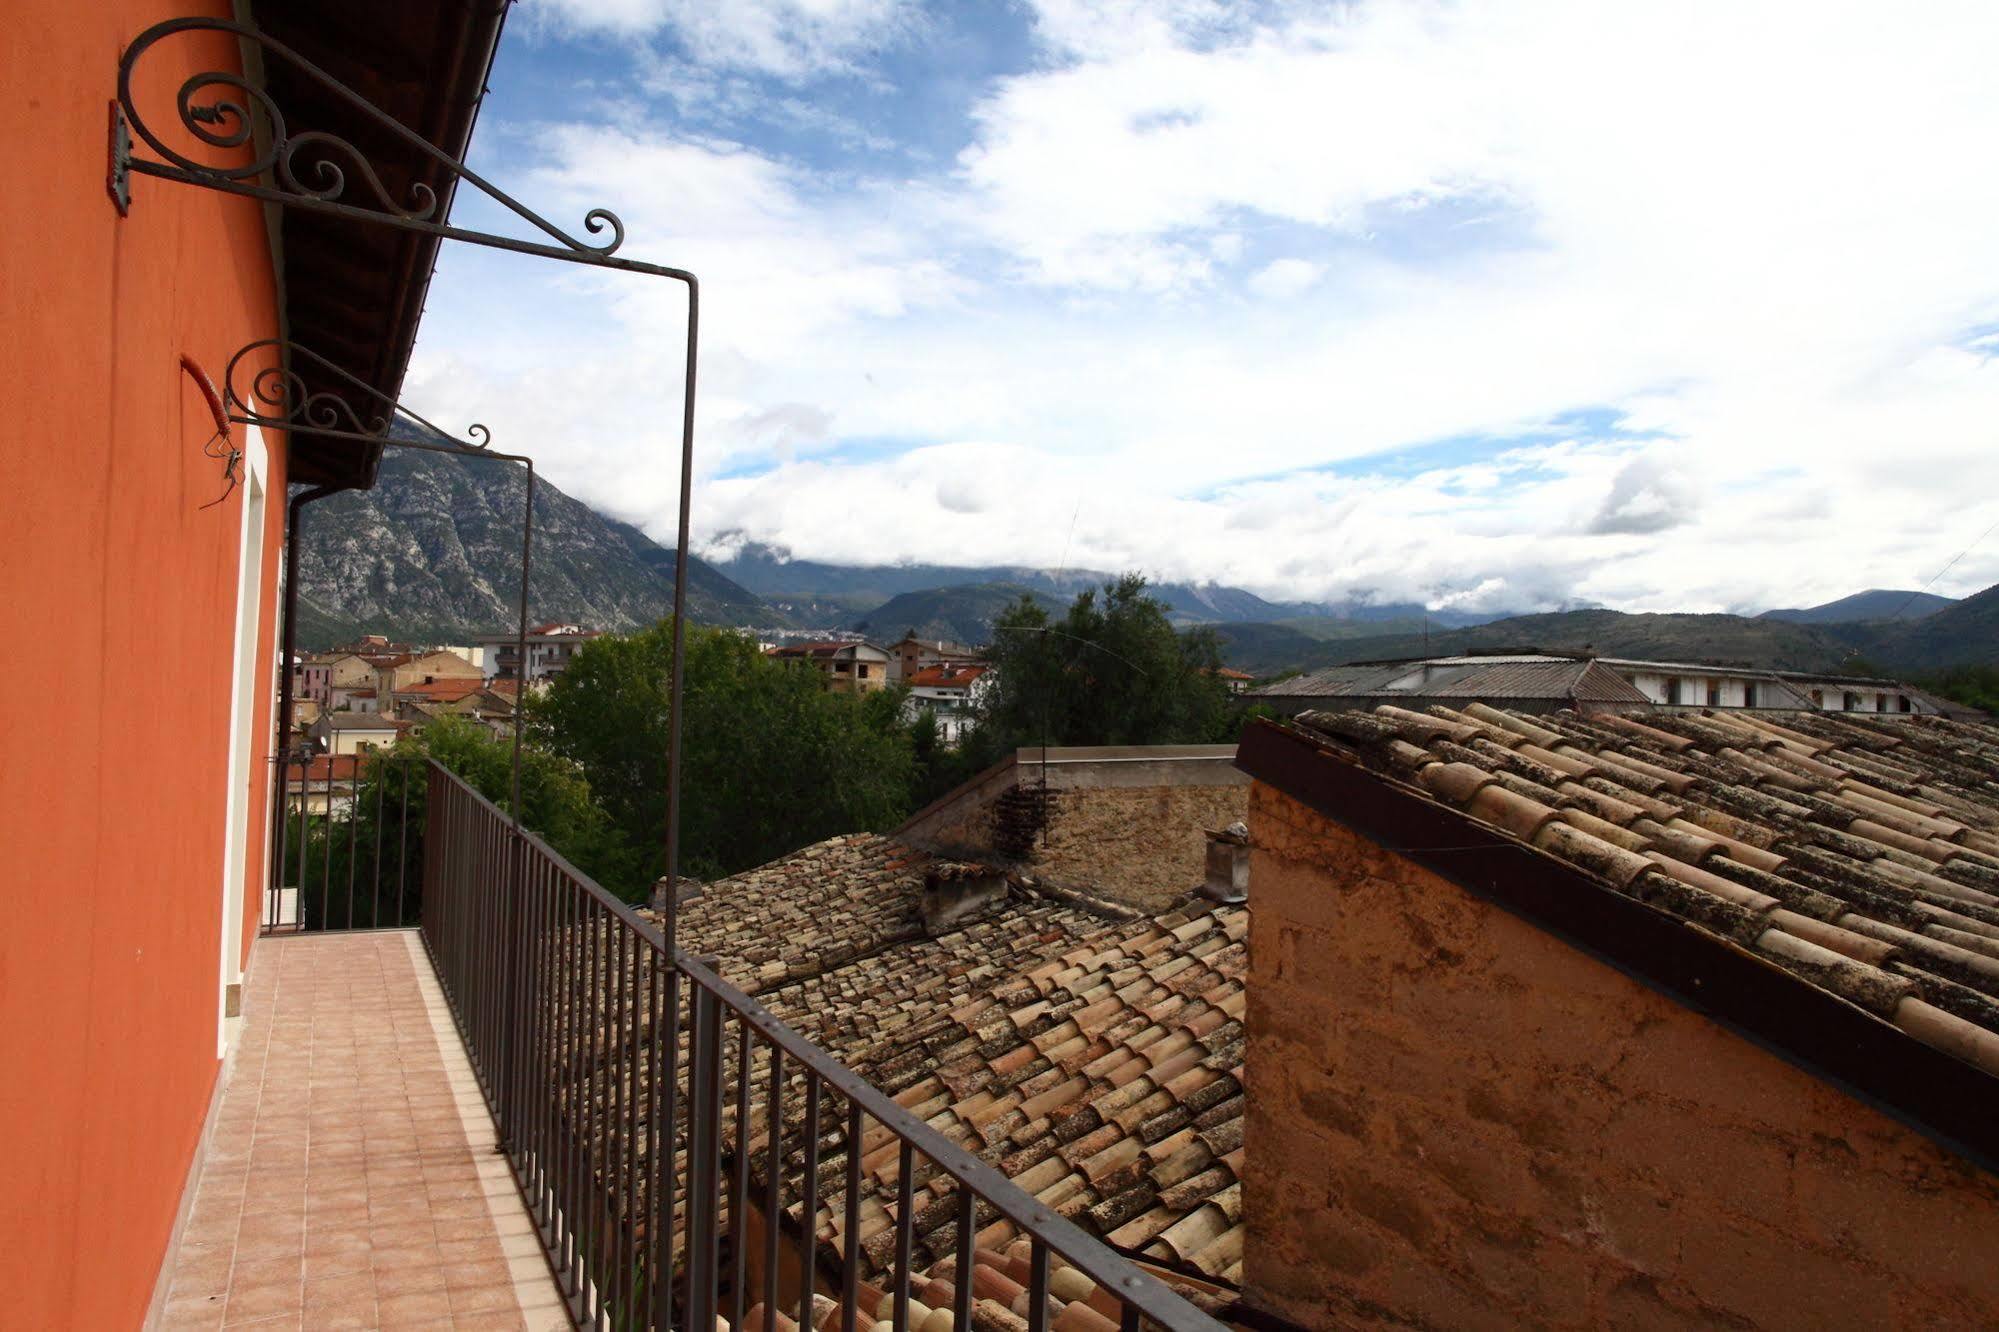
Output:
top-left (160, 759), bottom-right (1228, 1332)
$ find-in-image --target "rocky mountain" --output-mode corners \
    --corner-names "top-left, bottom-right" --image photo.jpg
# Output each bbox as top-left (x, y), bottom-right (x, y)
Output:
top-left (1759, 589), bottom-right (1957, 624)
top-left (292, 437), bottom-right (771, 649)
top-left (844, 582), bottom-right (1063, 647)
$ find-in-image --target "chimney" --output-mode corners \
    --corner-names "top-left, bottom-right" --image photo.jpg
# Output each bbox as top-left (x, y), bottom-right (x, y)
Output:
top-left (921, 862), bottom-right (1008, 936)
top-left (649, 875), bottom-right (705, 914)
top-left (1202, 821), bottom-right (1250, 904)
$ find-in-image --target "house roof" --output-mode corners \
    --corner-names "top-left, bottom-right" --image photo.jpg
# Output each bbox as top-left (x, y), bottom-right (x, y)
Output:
top-left (313, 712), bottom-right (400, 730)
top-left (282, 754), bottom-right (361, 784)
top-left (1211, 668), bottom-right (1253, 681)
top-left (909, 665), bottom-right (989, 689)
top-left (393, 678), bottom-right (486, 702)
top-left (1250, 657), bottom-right (1652, 707)
top-left (1247, 704), bottom-right (1999, 1100)
top-left (646, 834), bottom-right (1250, 1298)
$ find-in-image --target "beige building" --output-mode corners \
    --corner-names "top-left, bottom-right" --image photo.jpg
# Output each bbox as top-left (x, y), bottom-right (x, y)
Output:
top-left (306, 712), bottom-right (400, 755)
top-left (765, 640), bottom-right (893, 693)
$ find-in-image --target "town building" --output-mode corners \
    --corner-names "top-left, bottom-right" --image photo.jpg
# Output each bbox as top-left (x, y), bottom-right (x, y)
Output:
top-left (1232, 704), bottom-right (1999, 1326)
top-left (308, 707), bottom-right (403, 755)
top-left (1212, 666), bottom-right (1254, 694)
top-left (888, 631), bottom-right (987, 683)
top-left (1251, 651), bottom-right (1975, 719)
top-left (766, 639), bottom-right (895, 693)
top-left (902, 663), bottom-right (993, 744)
top-left (477, 621), bottom-right (602, 682)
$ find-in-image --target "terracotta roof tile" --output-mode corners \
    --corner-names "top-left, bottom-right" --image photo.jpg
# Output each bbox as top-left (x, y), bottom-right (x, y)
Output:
top-left (1289, 704), bottom-right (1999, 1081)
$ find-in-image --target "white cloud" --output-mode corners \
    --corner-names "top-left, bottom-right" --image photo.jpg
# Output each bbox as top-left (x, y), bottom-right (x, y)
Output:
top-left (1247, 258), bottom-right (1324, 300)
top-left (412, 0), bottom-right (1999, 615)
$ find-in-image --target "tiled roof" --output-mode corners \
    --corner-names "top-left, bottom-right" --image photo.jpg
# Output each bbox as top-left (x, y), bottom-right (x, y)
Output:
top-left (393, 678), bottom-right (486, 702)
top-left (821, 903), bottom-right (1249, 1285)
top-left (1288, 703), bottom-right (1999, 1078)
top-left (314, 712), bottom-right (400, 730)
top-left (658, 836), bottom-right (1110, 1055)
top-left (909, 665), bottom-right (988, 689)
top-left (282, 754), bottom-right (361, 783)
top-left (644, 835), bottom-right (1250, 1303)
top-left (1249, 657), bottom-right (1651, 706)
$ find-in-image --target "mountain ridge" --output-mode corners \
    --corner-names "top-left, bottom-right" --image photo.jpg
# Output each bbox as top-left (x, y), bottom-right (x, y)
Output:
top-left (293, 438), bottom-right (772, 650)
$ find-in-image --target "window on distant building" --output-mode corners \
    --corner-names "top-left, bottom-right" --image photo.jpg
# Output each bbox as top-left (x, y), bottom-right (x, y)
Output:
top-left (1898, 694), bottom-right (1912, 712)
top-left (1876, 692), bottom-right (1887, 711)
top-left (1843, 691), bottom-right (1860, 710)
top-left (1745, 682), bottom-right (1758, 708)
top-left (859, 664), bottom-right (870, 679)
top-left (1810, 688), bottom-right (1823, 706)
top-left (1707, 680), bottom-right (1721, 707)
top-left (1666, 678), bottom-right (1682, 705)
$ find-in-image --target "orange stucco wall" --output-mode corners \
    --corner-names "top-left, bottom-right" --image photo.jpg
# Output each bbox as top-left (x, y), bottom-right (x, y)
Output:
top-left (0, 4), bottom-right (288, 1326)
top-left (1242, 781), bottom-right (1999, 1329)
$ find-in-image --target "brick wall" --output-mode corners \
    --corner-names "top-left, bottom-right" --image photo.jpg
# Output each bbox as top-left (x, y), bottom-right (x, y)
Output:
top-left (1242, 780), bottom-right (1999, 1329)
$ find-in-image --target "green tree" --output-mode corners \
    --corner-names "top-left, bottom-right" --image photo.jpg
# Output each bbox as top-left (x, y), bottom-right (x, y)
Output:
top-left (528, 622), bottom-right (919, 886)
top-left (975, 574), bottom-right (1240, 751)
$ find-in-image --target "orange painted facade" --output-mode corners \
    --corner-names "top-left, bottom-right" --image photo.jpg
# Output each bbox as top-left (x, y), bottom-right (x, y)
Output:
top-left (0, 3), bottom-right (290, 1325)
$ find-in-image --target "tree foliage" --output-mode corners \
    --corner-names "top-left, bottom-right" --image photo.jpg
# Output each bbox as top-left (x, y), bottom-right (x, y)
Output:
top-left (528, 622), bottom-right (918, 889)
top-left (969, 575), bottom-right (1241, 757)
top-left (284, 714), bottom-right (630, 928)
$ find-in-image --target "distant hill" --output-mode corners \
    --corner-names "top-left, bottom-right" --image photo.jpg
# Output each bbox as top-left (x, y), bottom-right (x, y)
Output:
top-left (1857, 582), bottom-right (1999, 670)
top-left (1211, 609), bottom-right (1860, 678)
top-left (293, 437), bottom-right (773, 649)
top-left (844, 582), bottom-right (1063, 647)
top-left (707, 539), bottom-right (1501, 629)
top-left (1760, 589), bottom-right (1957, 624)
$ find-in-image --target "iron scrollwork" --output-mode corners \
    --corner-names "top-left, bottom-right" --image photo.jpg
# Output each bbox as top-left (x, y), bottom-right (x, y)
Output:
top-left (224, 339), bottom-right (495, 455)
top-left (113, 17), bottom-right (642, 266)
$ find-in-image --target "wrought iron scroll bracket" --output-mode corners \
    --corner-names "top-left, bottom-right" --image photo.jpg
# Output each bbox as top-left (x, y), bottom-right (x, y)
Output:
top-left (109, 17), bottom-right (693, 285)
top-left (221, 338), bottom-right (503, 458)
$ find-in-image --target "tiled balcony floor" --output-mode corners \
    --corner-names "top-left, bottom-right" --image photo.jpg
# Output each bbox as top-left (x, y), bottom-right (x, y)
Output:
top-left (157, 931), bottom-right (567, 1331)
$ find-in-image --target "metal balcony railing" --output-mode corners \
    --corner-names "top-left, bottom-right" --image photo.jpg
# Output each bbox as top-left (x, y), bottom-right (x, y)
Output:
top-left (418, 760), bottom-right (1228, 1332)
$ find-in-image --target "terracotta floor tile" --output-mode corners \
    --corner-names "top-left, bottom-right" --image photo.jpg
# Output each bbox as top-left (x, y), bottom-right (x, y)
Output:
top-left (159, 933), bottom-right (558, 1332)
top-left (374, 1288), bottom-right (454, 1327)
top-left (223, 1278), bottom-right (303, 1324)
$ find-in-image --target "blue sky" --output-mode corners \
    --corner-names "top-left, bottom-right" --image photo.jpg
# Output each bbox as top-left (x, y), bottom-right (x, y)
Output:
top-left (405, 1), bottom-right (1999, 614)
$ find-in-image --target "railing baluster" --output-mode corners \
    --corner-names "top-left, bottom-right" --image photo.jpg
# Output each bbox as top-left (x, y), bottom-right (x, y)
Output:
top-left (649, 945), bottom-right (670, 1332)
top-left (344, 766), bottom-right (359, 929)
top-left (762, 1047), bottom-right (783, 1332)
top-left (731, 1021), bottom-right (754, 1332)
top-left (396, 763), bottom-right (410, 927)
top-left (841, 1102), bottom-right (862, 1332)
top-left (370, 758), bottom-right (385, 928)
top-left (686, 984), bottom-right (723, 1332)
top-left (893, 1140), bottom-right (915, 1332)
top-left (1026, 1239), bottom-right (1049, 1332)
top-left (953, 1188), bottom-right (974, 1332)
top-left (797, 1073), bottom-right (821, 1332)
top-left (319, 756), bottom-right (331, 930)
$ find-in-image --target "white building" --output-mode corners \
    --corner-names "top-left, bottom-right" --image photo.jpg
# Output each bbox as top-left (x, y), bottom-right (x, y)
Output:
top-left (903, 664), bottom-right (994, 745)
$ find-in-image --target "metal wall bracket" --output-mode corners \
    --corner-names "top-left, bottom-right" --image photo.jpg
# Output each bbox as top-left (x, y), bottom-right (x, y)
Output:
top-left (107, 101), bottom-right (131, 215)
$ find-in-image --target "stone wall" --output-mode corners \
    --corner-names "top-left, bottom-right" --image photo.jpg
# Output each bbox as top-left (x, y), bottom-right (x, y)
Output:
top-left (1242, 780), bottom-right (1999, 1330)
top-left (895, 747), bottom-right (1249, 912)
top-left (1029, 785), bottom-right (1248, 912)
